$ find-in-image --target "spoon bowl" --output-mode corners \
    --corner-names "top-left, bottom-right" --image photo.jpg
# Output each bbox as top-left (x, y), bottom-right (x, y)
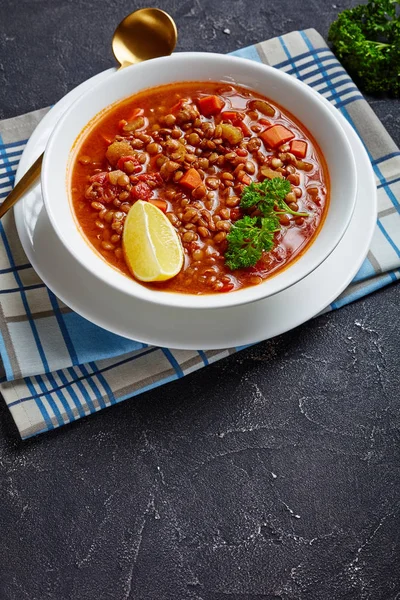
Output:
top-left (112, 8), bottom-right (177, 68)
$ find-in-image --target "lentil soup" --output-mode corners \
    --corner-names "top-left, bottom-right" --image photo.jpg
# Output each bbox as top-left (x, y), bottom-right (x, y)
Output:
top-left (70, 81), bottom-right (329, 294)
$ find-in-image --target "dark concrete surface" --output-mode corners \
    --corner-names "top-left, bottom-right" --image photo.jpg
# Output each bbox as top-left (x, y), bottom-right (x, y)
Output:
top-left (0, 1), bottom-right (400, 599)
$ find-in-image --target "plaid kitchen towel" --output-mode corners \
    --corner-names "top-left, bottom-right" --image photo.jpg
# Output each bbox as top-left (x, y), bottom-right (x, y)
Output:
top-left (0, 28), bottom-right (399, 439)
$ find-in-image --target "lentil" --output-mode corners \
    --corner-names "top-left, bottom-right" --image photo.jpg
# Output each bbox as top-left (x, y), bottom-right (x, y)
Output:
top-left (192, 185), bottom-right (207, 199)
top-left (182, 231), bottom-right (197, 243)
top-left (101, 241), bottom-right (115, 251)
top-left (198, 226), bottom-right (211, 238)
top-left (146, 142), bottom-right (162, 155)
top-left (214, 231), bottom-right (227, 243)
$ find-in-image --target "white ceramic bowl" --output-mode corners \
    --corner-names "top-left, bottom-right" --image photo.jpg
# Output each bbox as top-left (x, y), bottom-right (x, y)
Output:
top-left (42, 52), bottom-right (357, 310)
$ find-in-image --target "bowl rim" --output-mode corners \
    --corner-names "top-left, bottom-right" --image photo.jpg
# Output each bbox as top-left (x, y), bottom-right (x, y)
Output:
top-left (42, 51), bottom-right (357, 310)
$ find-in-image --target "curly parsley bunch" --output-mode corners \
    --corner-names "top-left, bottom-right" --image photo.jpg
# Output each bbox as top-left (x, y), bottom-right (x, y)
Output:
top-left (328, 0), bottom-right (400, 96)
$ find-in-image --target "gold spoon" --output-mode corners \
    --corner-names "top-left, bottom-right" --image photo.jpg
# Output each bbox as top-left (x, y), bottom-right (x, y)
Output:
top-left (0, 8), bottom-right (177, 219)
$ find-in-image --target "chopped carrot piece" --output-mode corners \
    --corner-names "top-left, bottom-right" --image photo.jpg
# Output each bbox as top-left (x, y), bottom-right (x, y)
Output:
top-left (234, 119), bottom-right (251, 137)
top-left (290, 140), bottom-right (308, 159)
top-left (260, 125), bottom-right (295, 149)
top-left (198, 95), bottom-right (224, 117)
top-left (148, 199), bottom-right (168, 212)
top-left (179, 168), bottom-right (203, 191)
top-left (221, 111), bottom-right (242, 121)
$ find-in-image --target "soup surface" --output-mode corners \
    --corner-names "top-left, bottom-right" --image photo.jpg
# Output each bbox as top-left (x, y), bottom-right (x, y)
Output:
top-left (71, 81), bottom-right (329, 294)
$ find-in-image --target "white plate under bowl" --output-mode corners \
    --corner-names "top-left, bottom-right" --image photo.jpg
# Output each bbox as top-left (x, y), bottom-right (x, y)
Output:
top-left (14, 69), bottom-right (376, 350)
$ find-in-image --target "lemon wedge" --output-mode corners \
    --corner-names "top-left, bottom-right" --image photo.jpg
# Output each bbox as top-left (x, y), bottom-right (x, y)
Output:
top-left (122, 200), bottom-right (184, 282)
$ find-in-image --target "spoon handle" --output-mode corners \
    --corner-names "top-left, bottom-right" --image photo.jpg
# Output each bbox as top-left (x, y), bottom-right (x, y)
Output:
top-left (0, 154), bottom-right (43, 219)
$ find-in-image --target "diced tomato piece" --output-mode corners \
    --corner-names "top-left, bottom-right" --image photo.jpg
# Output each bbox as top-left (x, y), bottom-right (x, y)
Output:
top-left (131, 182), bottom-right (152, 200)
top-left (148, 199), bottom-right (168, 212)
top-left (198, 95), bottom-right (225, 117)
top-left (220, 282), bottom-right (235, 292)
top-left (89, 172), bottom-right (108, 184)
top-left (117, 156), bottom-right (142, 174)
top-left (247, 264), bottom-right (260, 274)
top-left (260, 125), bottom-right (295, 149)
top-left (289, 140), bottom-right (308, 159)
top-left (118, 119), bottom-right (128, 130)
top-left (138, 173), bottom-right (163, 186)
top-left (179, 168), bottom-right (203, 191)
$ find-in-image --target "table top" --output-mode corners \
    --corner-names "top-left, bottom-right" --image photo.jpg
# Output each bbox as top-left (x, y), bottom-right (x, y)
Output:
top-left (1, 1), bottom-right (400, 599)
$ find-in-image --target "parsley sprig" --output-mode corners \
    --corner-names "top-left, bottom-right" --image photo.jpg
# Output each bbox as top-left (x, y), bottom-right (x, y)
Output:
top-left (240, 178), bottom-right (308, 217)
top-left (225, 215), bottom-right (279, 270)
top-left (328, 0), bottom-right (400, 97)
top-left (225, 178), bottom-right (308, 271)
